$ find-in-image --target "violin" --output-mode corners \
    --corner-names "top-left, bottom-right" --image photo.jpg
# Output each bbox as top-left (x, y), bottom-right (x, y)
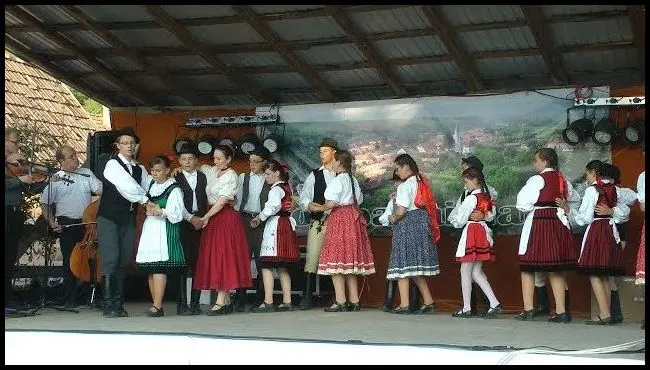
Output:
top-left (5, 159), bottom-right (76, 185)
top-left (69, 199), bottom-right (102, 283)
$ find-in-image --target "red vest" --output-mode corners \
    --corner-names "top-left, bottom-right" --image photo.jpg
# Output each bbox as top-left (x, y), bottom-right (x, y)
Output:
top-left (535, 171), bottom-right (565, 206)
top-left (277, 182), bottom-right (293, 215)
top-left (594, 181), bottom-right (617, 218)
top-left (472, 193), bottom-right (494, 217)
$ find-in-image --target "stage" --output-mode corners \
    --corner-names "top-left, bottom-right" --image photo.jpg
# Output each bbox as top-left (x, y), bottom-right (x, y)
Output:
top-left (4, 302), bottom-right (645, 365)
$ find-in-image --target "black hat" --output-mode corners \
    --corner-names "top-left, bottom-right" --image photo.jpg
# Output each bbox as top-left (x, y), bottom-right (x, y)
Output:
top-left (177, 142), bottom-right (198, 156)
top-left (319, 137), bottom-right (339, 150)
top-left (462, 155), bottom-right (484, 172)
top-left (114, 127), bottom-right (140, 144)
top-left (250, 145), bottom-right (271, 161)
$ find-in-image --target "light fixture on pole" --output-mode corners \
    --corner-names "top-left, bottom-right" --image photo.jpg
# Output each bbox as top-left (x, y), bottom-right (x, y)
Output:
top-left (591, 117), bottom-right (618, 146)
top-left (562, 107), bottom-right (593, 146)
top-left (196, 135), bottom-right (218, 157)
top-left (262, 133), bottom-right (283, 153)
top-left (624, 120), bottom-right (645, 145)
top-left (173, 138), bottom-right (193, 154)
top-left (218, 137), bottom-right (237, 152)
top-left (239, 133), bottom-right (261, 156)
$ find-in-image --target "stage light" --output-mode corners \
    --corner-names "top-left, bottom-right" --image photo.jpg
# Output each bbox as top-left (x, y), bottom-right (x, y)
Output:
top-left (562, 118), bottom-right (593, 145)
top-left (262, 134), bottom-right (283, 153)
top-left (173, 138), bottom-right (193, 154)
top-left (591, 117), bottom-right (618, 146)
top-left (196, 135), bottom-right (218, 157)
top-left (239, 133), bottom-right (261, 156)
top-left (240, 116), bottom-right (258, 126)
top-left (218, 137), bottom-right (237, 152)
top-left (624, 120), bottom-right (645, 145)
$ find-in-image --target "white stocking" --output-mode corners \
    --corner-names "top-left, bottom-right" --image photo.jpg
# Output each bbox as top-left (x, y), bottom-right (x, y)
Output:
top-left (460, 262), bottom-right (474, 312)
top-left (471, 262), bottom-right (500, 308)
top-left (534, 271), bottom-right (547, 288)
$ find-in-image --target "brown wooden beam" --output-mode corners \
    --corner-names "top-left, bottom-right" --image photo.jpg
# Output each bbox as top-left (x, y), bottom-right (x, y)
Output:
top-left (5, 36), bottom-right (121, 107)
top-left (231, 5), bottom-right (338, 102)
top-left (57, 5), bottom-right (206, 106)
top-left (521, 5), bottom-right (569, 86)
top-left (5, 5), bottom-right (159, 106)
top-left (142, 5), bottom-right (272, 104)
top-left (627, 5), bottom-right (645, 71)
top-left (325, 5), bottom-right (408, 97)
top-left (421, 6), bottom-right (483, 91)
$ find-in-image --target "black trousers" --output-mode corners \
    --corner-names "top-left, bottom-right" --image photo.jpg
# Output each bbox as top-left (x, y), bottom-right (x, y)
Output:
top-left (97, 215), bottom-right (135, 277)
top-left (180, 222), bottom-right (201, 278)
top-left (5, 205), bottom-right (24, 304)
top-left (56, 216), bottom-right (85, 304)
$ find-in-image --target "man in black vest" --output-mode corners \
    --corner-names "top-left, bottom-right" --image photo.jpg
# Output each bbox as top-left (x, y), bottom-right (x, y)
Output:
top-left (96, 127), bottom-right (154, 318)
top-left (174, 143), bottom-right (208, 315)
top-left (235, 146), bottom-right (272, 311)
top-left (297, 138), bottom-right (338, 310)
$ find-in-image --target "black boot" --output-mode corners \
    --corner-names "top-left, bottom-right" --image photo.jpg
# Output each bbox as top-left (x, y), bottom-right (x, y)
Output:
top-left (610, 290), bottom-right (623, 324)
top-left (112, 273), bottom-right (128, 318)
top-left (298, 273), bottom-right (314, 310)
top-left (533, 286), bottom-right (550, 317)
top-left (408, 280), bottom-right (420, 313)
top-left (253, 268), bottom-right (264, 307)
top-left (102, 274), bottom-right (114, 317)
top-left (381, 280), bottom-right (396, 312)
top-left (234, 288), bottom-right (248, 312)
top-left (189, 289), bottom-right (202, 315)
top-left (177, 273), bottom-right (192, 316)
top-left (564, 289), bottom-right (572, 322)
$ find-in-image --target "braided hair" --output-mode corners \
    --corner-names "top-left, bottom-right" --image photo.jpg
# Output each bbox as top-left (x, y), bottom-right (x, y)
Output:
top-left (461, 167), bottom-right (491, 201)
top-left (334, 150), bottom-right (358, 205)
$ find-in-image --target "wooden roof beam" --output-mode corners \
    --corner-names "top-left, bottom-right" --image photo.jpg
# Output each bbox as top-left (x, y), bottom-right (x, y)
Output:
top-left (325, 5), bottom-right (408, 97)
top-left (421, 6), bottom-right (483, 92)
top-left (143, 5), bottom-right (272, 104)
top-left (231, 5), bottom-right (338, 102)
top-left (627, 5), bottom-right (645, 71)
top-left (57, 5), bottom-right (205, 106)
top-left (521, 5), bottom-right (569, 86)
top-left (5, 5), bottom-right (158, 106)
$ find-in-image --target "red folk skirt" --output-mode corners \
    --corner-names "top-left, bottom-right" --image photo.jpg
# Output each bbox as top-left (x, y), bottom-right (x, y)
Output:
top-left (577, 218), bottom-right (624, 276)
top-left (519, 208), bottom-right (579, 271)
top-left (456, 222), bottom-right (496, 263)
top-left (259, 216), bottom-right (300, 265)
top-left (636, 222), bottom-right (645, 284)
top-left (193, 205), bottom-right (252, 291)
top-left (317, 205), bottom-right (375, 275)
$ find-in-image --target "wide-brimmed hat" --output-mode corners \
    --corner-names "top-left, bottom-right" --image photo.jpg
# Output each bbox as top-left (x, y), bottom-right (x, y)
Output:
top-left (113, 127), bottom-right (140, 144)
top-left (250, 145), bottom-right (271, 161)
top-left (319, 137), bottom-right (339, 150)
top-left (462, 155), bottom-right (484, 172)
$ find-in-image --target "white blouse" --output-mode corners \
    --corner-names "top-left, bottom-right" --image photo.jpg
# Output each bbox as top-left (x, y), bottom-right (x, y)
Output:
top-left (394, 175), bottom-right (419, 211)
top-left (324, 173), bottom-right (363, 205)
top-left (201, 166), bottom-right (238, 204)
top-left (103, 153), bottom-right (152, 205)
top-left (259, 183), bottom-right (286, 222)
top-left (147, 178), bottom-right (185, 224)
top-left (516, 168), bottom-right (579, 212)
top-left (449, 185), bottom-right (498, 223)
top-left (638, 171), bottom-right (645, 204)
top-left (378, 198), bottom-right (395, 226)
top-left (617, 186), bottom-right (638, 206)
top-left (448, 189), bottom-right (483, 229)
top-left (568, 180), bottom-right (630, 226)
top-left (299, 166), bottom-right (337, 212)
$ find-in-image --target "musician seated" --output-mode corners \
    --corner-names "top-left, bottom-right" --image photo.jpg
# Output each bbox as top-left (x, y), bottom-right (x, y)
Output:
top-left (40, 145), bottom-right (102, 308)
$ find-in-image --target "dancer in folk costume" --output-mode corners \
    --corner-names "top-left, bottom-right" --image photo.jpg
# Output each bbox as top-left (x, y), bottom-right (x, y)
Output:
top-left (636, 169), bottom-right (645, 287)
top-left (386, 153), bottom-right (440, 314)
top-left (193, 145), bottom-right (252, 315)
top-left (448, 167), bottom-right (502, 318)
top-left (135, 155), bottom-right (186, 317)
top-left (557, 160), bottom-right (630, 325)
top-left (311, 150), bottom-right (376, 312)
top-left (515, 148), bottom-right (579, 323)
top-left (595, 163), bottom-right (638, 324)
top-left (249, 160), bottom-right (300, 313)
top-left (297, 138), bottom-right (338, 310)
top-left (378, 170), bottom-right (403, 312)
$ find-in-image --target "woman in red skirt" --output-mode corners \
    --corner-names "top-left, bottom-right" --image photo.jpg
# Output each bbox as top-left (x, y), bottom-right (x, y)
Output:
top-left (557, 160), bottom-right (628, 325)
top-left (515, 148), bottom-right (579, 323)
top-left (194, 144), bottom-right (252, 315)
top-left (447, 167), bottom-right (502, 318)
top-left (310, 150), bottom-right (376, 312)
top-left (636, 169), bottom-right (645, 287)
top-left (249, 159), bottom-right (300, 313)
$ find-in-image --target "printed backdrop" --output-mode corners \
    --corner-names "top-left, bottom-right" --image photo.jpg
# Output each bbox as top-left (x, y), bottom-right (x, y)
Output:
top-left (273, 87), bottom-right (611, 236)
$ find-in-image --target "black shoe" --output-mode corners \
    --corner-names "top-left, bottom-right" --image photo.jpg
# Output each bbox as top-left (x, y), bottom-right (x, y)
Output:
top-left (276, 302), bottom-right (293, 312)
top-left (390, 306), bottom-right (411, 315)
top-left (416, 302), bottom-right (436, 314)
top-left (585, 316), bottom-right (614, 325)
top-left (533, 286), bottom-right (550, 317)
top-left (146, 306), bottom-right (164, 317)
top-left (452, 308), bottom-right (473, 318)
top-left (381, 304), bottom-right (392, 312)
top-left (298, 295), bottom-right (312, 310)
top-left (484, 304), bottom-right (503, 319)
top-left (251, 302), bottom-right (276, 313)
top-left (548, 312), bottom-right (570, 323)
top-left (324, 302), bottom-right (346, 312)
top-left (346, 302), bottom-right (360, 312)
top-left (298, 274), bottom-right (314, 310)
top-left (207, 304), bottom-right (232, 316)
top-left (514, 309), bottom-right (536, 321)
top-left (189, 303), bottom-right (202, 315)
top-left (178, 304), bottom-right (193, 316)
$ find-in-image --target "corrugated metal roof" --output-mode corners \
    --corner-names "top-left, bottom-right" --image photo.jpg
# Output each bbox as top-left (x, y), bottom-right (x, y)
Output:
top-left (51, 59), bottom-right (95, 73)
top-left (551, 18), bottom-right (633, 46)
top-left (321, 68), bottom-right (384, 87)
top-left (247, 72), bottom-right (310, 89)
top-left (276, 91), bottom-right (322, 105)
top-left (394, 62), bottom-right (462, 83)
top-left (343, 88), bottom-right (396, 102)
top-left (297, 43), bottom-right (366, 65)
top-left (459, 27), bottom-right (537, 52)
top-left (180, 75), bottom-right (237, 90)
top-left (80, 74), bottom-right (121, 91)
top-left (186, 23), bottom-right (267, 44)
top-left (249, 5), bottom-right (324, 14)
top-left (218, 52), bottom-right (289, 67)
top-left (408, 79), bottom-right (468, 96)
top-left (58, 30), bottom-right (114, 49)
top-left (476, 55), bottom-right (548, 77)
top-left (267, 17), bottom-right (346, 41)
top-left (5, 12), bottom-right (23, 26)
top-left (483, 75), bottom-right (553, 91)
top-left (441, 5), bottom-right (523, 26)
top-left (21, 5), bottom-right (78, 24)
top-left (96, 56), bottom-right (144, 72)
top-left (542, 5), bottom-right (628, 17)
top-left (373, 35), bottom-right (447, 59)
top-left (11, 32), bottom-right (62, 51)
top-left (214, 94), bottom-right (257, 106)
top-left (145, 55), bottom-right (211, 70)
top-left (348, 7), bottom-right (429, 33)
top-left (160, 5), bottom-right (236, 18)
top-left (76, 5), bottom-right (153, 22)
top-left (128, 75), bottom-right (167, 92)
top-left (110, 28), bottom-right (185, 48)
top-left (562, 49), bottom-right (640, 73)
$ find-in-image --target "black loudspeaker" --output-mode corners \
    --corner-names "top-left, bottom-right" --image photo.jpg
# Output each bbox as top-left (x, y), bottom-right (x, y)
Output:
top-left (86, 130), bottom-right (116, 176)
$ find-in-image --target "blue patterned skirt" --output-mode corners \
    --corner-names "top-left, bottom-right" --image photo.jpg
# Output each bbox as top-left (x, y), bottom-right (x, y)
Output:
top-left (387, 208), bottom-right (440, 279)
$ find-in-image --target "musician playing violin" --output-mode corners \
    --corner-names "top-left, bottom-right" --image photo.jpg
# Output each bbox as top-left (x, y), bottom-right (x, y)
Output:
top-left (4, 128), bottom-right (51, 309)
top-left (40, 145), bottom-right (103, 308)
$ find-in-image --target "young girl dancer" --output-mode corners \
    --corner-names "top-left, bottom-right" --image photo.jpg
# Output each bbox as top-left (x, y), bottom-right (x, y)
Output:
top-left (379, 170), bottom-right (403, 312)
top-left (135, 155), bottom-right (186, 317)
top-left (249, 160), bottom-right (300, 312)
top-left (448, 167), bottom-right (502, 318)
top-left (557, 160), bottom-right (629, 325)
top-left (193, 145), bottom-right (252, 315)
top-left (310, 150), bottom-right (376, 312)
top-left (515, 148), bottom-right (578, 323)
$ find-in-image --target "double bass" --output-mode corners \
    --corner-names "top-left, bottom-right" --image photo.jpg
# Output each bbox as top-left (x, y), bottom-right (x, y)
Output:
top-left (69, 198), bottom-right (102, 283)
